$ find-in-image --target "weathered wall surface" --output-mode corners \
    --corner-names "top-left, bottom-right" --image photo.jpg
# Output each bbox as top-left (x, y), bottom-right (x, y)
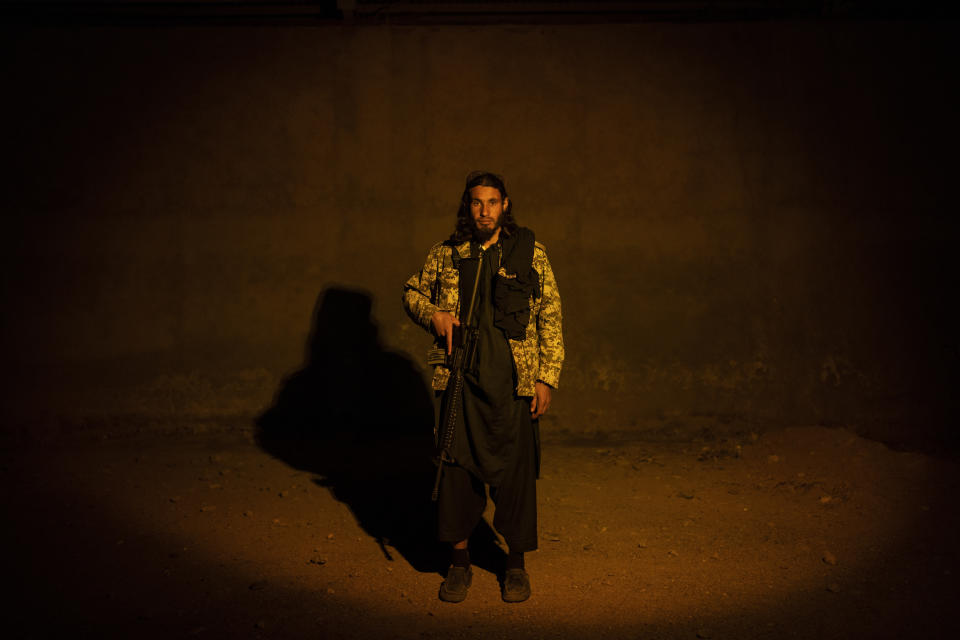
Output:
top-left (3, 22), bottom-right (956, 447)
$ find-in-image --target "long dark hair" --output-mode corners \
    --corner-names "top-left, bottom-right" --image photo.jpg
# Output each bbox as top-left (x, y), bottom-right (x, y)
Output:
top-left (447, 171), bottom-right (519, 245)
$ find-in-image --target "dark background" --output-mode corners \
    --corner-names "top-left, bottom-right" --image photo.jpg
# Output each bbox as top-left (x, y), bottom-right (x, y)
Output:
top-left (3, 1), bottom-right (957, 452)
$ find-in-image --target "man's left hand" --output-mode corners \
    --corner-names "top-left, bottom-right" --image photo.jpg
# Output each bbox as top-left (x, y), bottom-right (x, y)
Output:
top-left (530, 381), bottom-right (552, 419)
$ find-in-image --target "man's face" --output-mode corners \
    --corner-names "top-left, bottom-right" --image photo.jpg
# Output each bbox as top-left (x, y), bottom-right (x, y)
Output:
top-left (469, 185), bottom-right (508, 242)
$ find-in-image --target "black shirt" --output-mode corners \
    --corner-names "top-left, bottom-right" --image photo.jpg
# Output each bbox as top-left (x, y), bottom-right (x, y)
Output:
top-left (452, 242), bottom-right (531, 486)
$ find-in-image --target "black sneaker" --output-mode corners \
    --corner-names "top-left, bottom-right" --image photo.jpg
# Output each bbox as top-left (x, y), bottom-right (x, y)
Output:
top-left (501, 568), bottom-right (531, 603)
top-left (438, 565), bottom-right (472, 603)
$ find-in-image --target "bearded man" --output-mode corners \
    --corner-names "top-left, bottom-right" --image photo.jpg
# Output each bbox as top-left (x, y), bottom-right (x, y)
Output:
top-left (402, 171), bottom-right (564, 603)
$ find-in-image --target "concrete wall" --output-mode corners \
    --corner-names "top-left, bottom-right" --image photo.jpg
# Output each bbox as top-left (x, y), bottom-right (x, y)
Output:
top-left (4, 21), bottom-right (957, 447)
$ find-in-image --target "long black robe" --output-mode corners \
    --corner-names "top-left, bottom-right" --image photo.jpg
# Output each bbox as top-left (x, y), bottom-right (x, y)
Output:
top-left (450, 241), bottom-right (533, 487)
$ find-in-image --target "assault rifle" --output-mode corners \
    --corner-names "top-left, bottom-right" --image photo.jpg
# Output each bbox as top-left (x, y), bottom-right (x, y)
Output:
top-left (430, 252), bottom-right (485, 502)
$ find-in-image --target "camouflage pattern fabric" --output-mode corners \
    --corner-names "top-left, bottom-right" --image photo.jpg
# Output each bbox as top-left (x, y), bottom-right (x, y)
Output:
top-left (402, 239), bottom-right (564, 397)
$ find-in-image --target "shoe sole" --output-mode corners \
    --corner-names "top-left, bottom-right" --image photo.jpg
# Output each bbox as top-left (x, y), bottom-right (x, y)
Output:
top-left (502, 590), bottom-right (531, 603)
top-left (439, 587), bottom-right (468, 603)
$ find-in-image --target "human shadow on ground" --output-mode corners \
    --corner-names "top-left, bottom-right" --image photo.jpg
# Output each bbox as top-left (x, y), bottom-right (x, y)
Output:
top-left (255, 286), bottom-right (505, 577)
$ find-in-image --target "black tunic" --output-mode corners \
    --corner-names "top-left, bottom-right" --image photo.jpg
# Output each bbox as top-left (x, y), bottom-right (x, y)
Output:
top-left (451, 242), bottom-right (532, 487)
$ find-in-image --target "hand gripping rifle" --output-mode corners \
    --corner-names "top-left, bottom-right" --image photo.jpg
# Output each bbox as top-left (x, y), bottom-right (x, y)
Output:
top-left (430, 252), bottom-right (484, 502)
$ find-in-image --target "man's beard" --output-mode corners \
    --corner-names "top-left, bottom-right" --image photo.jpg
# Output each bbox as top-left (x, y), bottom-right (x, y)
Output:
top-left (472, 214), bottom-right (502, 243)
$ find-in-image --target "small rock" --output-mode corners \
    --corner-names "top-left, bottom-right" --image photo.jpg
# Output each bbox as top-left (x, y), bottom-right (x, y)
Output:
top-left (278, 490), bottom-right (289, 498)
top-left (249, 581), bottom-right (268, 591)
top-left (583, 544), bottom-right (593, 551)
top-left (696, 629), bottom-right (713, 639)
top-left (254, 620), bottom-right (265, 629)
top-left (169, 496), bottom-right (180, 503)
top-left (637, 541), bottom-right (648, 549)
top-left (243, 511), bottom-right (252, 517)
top-left (200, 505), bottom-right (216, 513)
top-left (667, 550), bottom-right (679, 557)
top-left (827, 582), bottom-right (841, 593)
top-left (767, 454), bottom-right (780, 463)
top-left (326, 533), bottom-right (335, 540)
top-left (822, 551), bottom-right (838, 566)
top-left (308, 557), bottom-right (326, 565)
top-left (678, 492), bottom-right (695, 500)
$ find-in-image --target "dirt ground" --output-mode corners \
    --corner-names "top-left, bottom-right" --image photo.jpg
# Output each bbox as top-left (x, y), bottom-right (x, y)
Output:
top-left (4, 425), bottom-right (958, 639)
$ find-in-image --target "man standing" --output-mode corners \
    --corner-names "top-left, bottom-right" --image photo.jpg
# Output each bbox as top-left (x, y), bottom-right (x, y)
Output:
top-left (402, 171), bottom-right (564, 603)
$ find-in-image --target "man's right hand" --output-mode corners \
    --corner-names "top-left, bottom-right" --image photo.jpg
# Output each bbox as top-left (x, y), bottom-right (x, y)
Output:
top-left (431, 311), bottom-right (461, 355)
